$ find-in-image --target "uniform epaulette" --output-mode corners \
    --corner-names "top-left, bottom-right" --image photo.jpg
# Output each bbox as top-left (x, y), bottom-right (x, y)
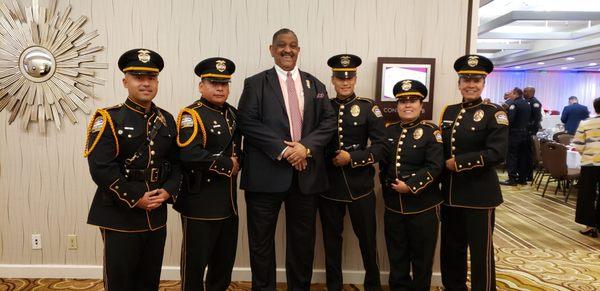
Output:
top-left (104, 103), bottom-right (123, 111)
top-left (420, 120), bottom-right (437, 128)
top-left (356, 97), bottom-right (374, 103)
top-left (83, 109), bottom-right (119, 157)
top-left (176, 107), bottom-right (206, 148)
top-left (385, 121), bottom-right (400, 128)
top-left (439, 104), bottom-right (450, 125)
top-left (189, 101), bottom-right (203, 110)
top-left (482, 102), bottom-right (502, 110)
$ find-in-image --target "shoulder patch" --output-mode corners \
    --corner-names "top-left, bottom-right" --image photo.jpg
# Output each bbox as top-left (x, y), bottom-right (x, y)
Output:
top-left (434, 130), bottom-right (443, 143)
top-left (509, 104), bottom-right (515, 110)
top-left (495, 111), bottom-right (509, 126)
top-left (372, 105), bottom-right (383, 118)
top-left (91, 116), bottom-right (104, 133)
top-left (533, 103), bottom-right (540, 108)
top-left (180, 114), bottom-right (194, 128)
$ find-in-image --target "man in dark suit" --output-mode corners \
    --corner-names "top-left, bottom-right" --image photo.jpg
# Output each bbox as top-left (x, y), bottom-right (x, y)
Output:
top-left (561, 96), bottom-right (590, 134)
top-left (523, 86), bottom-right (542, 181)
top-left (237, 28), bottom-right (337, 290)
top-left (501, 87), bottom-right (531, 186)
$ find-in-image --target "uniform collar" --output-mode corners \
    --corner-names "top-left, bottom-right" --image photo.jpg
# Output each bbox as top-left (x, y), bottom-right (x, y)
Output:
top-left (200, 97), bottom-right (227, 112)
top-left (334, 93), bottom-right (357, 105)
top-left (124, 97), bottom-right (155, 115)
top-left (400, 117), bottom-right (421, 128)
top-left (462, 97), bottom-right (482, 108)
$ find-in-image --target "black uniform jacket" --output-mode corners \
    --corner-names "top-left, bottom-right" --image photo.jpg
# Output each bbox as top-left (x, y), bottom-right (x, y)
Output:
top-left (323, 94), bottom-right (387, 201)
top-left (380, 119), bottom-right (444, 214)
top-left (439, 98), bottom-right (509, 208)
top-left (85, 98), bottom-right (182, 232)
top-left (174, 98), bottom-right (243, 220)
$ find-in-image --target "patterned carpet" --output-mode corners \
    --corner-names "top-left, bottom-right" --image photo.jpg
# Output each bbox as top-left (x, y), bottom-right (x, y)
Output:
top-left (1, 174), bottom-right (599, 290)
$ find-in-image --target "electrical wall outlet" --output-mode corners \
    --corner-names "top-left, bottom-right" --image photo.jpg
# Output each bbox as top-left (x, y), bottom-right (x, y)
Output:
top-left (67, 234), bottom-right (77, 250)
top-left (31, 234), bottom-right (42, 249)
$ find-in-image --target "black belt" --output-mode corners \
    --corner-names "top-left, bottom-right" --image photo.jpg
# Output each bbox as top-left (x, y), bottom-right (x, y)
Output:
top-left (125, 162), bottom-right (171, 183)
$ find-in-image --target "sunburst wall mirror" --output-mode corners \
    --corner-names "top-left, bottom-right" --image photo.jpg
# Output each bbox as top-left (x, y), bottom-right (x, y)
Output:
top-left (0, 0), bottom-right (106, 133)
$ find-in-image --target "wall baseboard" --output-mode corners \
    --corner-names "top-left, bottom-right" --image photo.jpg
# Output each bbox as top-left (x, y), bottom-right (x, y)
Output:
top-left (0, 264), bottom-right (441, 286)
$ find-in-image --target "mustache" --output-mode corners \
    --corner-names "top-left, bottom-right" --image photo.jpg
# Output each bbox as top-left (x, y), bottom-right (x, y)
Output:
top-left (280, 52), bottom-right (295, 57)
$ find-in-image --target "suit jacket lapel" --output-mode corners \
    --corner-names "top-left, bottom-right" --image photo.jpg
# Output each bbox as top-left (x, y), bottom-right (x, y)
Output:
top-left (266, 68), bottom-right (288, 118)
top-left (300, 70), bottom-right (315, 135)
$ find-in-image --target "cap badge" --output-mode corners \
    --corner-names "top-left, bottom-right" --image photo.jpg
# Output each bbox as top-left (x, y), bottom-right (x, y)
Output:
top-left (340, 55), bottom-right (351, 67)
top-left (137, 50), bottom-right (151, 63)
top-left (467, 56), bottom-right (479, 67)
top-left (401, 80), bottom-right (412, 91)
top-left (215, 60), bottom-right (227, 72)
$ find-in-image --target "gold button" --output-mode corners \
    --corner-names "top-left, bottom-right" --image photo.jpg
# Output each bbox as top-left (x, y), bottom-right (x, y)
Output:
top-left (458, 115), bottom-right (463, 119)
top-left (452, 130), bottom-right (456, 133)
top-left (459, 165), bottom-right (463, 168)
top-left (399, 141), bottom-right (403, 145)
top-left (401, 135), bottom-right (406, 138)
top-left (123, 193), bottom-right (127, 196)
top-left (339, 119), bottom-right (343, 123)
top-left (397, 148), bottom-right (402, 152)
top-left (338, 127), bottom-right (343, 131)
top-left (452, 146), bottom-right (456, 150)
top-left (340, 142), bottom-right (344, 146)
top-left (471, 127), bottom-right (475, 131)
top-left (150, 141), bottom-right (154, 146)
top-left (461, 109), bottom-right (466, 113)
top-left (419, 182), bottom-right (423, 185)
top-left (455, 122), bottom-right (460, 126)
top-left (339, 111), bottom-right (344, 116)
top-left (150, 160), bottom-right (154, 165)
top-left (402, 129), bottom-right (408, 133)
top-left (451, 138), bottom-right (455, 142)
top-left (339, 135), bottom-right (344, 139)
top-left (468, 162), bottom-right (471, 166)
top-left (427, 177), bottom-right (430, 180)
top-left (151, 150), bottom-right (156, 155)
top-left (131, 199), bottom-right (135, 202)
top-left (413, 145), bottom-right (417, 148)
top-left (115, 186), bottom-right (119, 189)
top-left (353, 122), bottom-right (357, 125)
top-left (396, 155), bottom-right (400, 159)
top-left (340, 105), bottom-right (345, 109)
top-left (413, 187), bottom-right (416, 190)
top-left (477, 160), bottom-right (481, 164)
top-left (396, 163), bottom-right (400, 167)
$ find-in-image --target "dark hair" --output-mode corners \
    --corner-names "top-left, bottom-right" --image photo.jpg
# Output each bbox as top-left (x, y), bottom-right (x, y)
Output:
top-left (512, 87), bottom-right (523, 98)
top-left (569, 96), bottom-right (578, 101)
top-left (594, 97), bottom-right (600, 114)
top-left (272, 28), bottom-right (297, 44)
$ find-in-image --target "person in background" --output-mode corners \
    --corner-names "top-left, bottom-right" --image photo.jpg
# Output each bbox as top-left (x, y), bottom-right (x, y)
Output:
top-left (380, 79), bottom-right (444, 291)
top-left (561, 96), bottom-right (590, 134)
top-left (501, 87), bottom-right (531, 186)
top-left (523, 86), bottom-right (543, 181)
top-left (573, 97), bottom-right (600, 238)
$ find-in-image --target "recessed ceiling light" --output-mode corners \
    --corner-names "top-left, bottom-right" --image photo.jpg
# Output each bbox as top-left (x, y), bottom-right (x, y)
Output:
top-left (588, 63), bottom-right (598, 66)
top-left (561, 66), bottom-right (568, 70)
top-left (514, 66), bottom-right (521, 69)
top-left (566, 57), bottom-right (575, 61)
top-left (537, 62), bottom-right (545, 65)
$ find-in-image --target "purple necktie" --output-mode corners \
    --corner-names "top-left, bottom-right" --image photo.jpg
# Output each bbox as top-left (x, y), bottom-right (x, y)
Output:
top-left (286, 72), bottom-right (302, 141)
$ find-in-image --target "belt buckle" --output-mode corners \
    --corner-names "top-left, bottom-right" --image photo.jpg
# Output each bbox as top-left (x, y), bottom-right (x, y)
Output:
top-left (150, 168), bottom-right (159, 183)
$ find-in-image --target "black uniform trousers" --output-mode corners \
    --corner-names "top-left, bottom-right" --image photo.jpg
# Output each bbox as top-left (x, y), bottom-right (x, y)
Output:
top-left (245, 174), bottom-right (318, 291)
top-left (441, 206), bottom-right (496, 291)
top-left (506, 130), bottom-right (530, 183)
top-left (319, 194), bottom-right (381, 291)
top-left (575, 165), bottom-right (600, 228)
top-left (384, 206), bottom-right (439, 291)
top-left (180, 215), bottom-right (239, 291)
top-left (101, 227), bottom-right (166, 291)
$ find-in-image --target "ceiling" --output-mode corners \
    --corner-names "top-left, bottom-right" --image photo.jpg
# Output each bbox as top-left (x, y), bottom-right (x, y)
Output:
top-left (477, 0), bottom-right (600, 72)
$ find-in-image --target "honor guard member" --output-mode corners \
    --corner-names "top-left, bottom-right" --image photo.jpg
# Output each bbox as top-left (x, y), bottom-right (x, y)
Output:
top-left (320, 54), bottom-right (386, 291)
top-left (439, 54), bottom-right (508, 291)
top-left (501, 88), bottom-right (531, 186)
top-left (380, 80), bottom-right (444, 291)
top-left (84, 48), bottom-right (181, 291)
top-left (175, 57), bottom-right (242, 291)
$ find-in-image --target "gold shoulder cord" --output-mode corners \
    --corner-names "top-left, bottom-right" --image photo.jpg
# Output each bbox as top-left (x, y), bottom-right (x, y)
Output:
top-left (83, 109), bottom-right (119, 157)
top-left (177, 108), bottom-right (207, 148)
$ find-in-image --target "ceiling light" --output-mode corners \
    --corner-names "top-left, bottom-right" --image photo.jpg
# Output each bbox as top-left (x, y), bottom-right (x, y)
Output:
top-left (566, 57), bottom-right (575, 61)
top-left (537, 62), bottom-right (545, 65)
top-left (514, 66), bottom-right (521, 69)
top-left (588, 63), bottom-right (598, 66)
top-left (561, 67), bottom-right (568, 70)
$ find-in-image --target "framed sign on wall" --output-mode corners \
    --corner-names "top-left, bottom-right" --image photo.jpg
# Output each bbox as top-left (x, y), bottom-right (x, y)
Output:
top-left (375, 57), bottom-right (436, 122)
